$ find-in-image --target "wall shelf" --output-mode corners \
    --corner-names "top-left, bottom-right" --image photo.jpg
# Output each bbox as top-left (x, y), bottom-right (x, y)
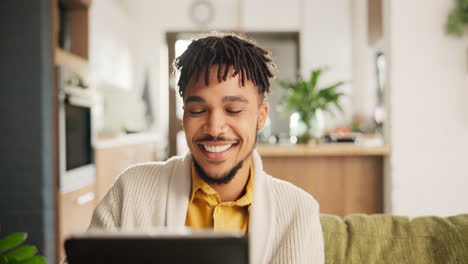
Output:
top-left (55, 48), bottom-right (89, 77)
top-left (61, 0), bottom-right (92, 9)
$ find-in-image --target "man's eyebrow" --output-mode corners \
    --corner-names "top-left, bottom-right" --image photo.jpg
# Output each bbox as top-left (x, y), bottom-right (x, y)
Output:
top-left (184, 96), bottom-right (206, 103)
top-left (222, 96), bottom-right (249, 103)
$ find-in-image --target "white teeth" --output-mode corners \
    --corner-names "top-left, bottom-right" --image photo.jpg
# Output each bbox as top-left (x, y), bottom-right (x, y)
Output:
top-left (202, 144), bottom-right (232, 153)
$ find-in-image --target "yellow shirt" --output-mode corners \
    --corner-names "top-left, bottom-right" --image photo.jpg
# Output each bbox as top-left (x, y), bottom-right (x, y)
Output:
top-left (185, 163), bottom-right (254, 234)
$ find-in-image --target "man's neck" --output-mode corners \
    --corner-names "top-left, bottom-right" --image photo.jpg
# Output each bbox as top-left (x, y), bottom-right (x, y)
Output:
top-left (209, 157), bottom-right (252, 202)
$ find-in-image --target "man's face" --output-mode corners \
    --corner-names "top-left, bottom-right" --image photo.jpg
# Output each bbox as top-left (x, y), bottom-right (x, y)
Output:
top-left (182, 66), bottom-right (268, 183)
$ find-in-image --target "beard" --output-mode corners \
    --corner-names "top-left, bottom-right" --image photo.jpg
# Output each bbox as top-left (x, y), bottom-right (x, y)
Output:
top-left (193, 158), bottom-right (244, 184)
top-left (192, 123), bottom-right (259, 185)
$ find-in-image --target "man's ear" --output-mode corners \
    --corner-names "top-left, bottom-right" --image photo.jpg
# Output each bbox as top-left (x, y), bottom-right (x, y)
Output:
top-left (257, 103), bottom-right (269, 131)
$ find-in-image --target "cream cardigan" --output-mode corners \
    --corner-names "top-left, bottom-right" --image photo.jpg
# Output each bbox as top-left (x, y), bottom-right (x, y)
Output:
top-left (88, 150), bottom-right (324, 264)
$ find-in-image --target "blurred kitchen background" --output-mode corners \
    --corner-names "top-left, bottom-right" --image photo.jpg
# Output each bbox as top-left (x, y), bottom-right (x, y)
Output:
top-left (1, 0), bottom-right (468, 263)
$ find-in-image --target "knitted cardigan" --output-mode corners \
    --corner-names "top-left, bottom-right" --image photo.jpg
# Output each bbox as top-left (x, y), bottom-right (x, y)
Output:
top-left (88, 150), bottom-right (324, 264)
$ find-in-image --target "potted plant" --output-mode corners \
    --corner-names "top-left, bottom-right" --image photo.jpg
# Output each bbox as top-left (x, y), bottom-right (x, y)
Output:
top-left (446, 0), bottom-right (468, 37)
top-left (0, 233), bottom-right (47, 264)
top-left (278, 67), bottom-right (345, 144)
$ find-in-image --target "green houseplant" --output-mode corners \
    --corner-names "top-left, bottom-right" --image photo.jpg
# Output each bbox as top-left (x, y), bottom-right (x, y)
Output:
top-left (446, 0), bottom-right (468, 37)
top-left (0, 233), bottom-right (47, 264)
top-left (278, 68), bottom-right (345, 144)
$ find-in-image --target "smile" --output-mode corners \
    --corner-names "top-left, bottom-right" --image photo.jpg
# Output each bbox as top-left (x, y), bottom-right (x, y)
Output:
top-left (201, 144), bottom-right (233, 153)
top-left (196, 142), bottom-right (239, 161)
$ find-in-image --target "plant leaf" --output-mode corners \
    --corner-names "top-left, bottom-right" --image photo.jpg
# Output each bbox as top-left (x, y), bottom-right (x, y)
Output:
top-left (278, 68), bottom-right (345, 118)
top-left (5, 246), bottom-right (38, 262)
top-left (0, 233), bottom-right (27, 253)
top-left (309, 68), bottom-right (323, 89)
top-left (276, 80), bottom-right (295, 90)
top-left (446, 1), bottom-right (468, 37)
top-left (318, 82), bottom-right (344, 95)
top-left (0, 256), bottom-right (9, 264)
top-left (334, 100), bottom-right (344, 112)
top-left (18, 256), bottom-right (47, 264)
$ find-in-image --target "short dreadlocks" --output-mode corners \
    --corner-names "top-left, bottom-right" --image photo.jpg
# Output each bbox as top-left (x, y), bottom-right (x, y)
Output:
top-left (173, 33), bottom-right (275, 98)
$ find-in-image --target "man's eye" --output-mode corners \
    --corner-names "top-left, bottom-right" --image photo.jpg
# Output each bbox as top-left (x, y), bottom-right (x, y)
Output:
top-left (190, 110), bottom-right (205, 114)
top-left (189, 109), bottom-right (206, 115)
top-left (226, 109), bottom-right (242, 114)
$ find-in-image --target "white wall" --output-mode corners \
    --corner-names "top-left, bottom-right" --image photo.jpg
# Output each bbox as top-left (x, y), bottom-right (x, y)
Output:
top-left (242, 0), bottom-right (301, 31)
top-left (385, 0), bottom-right (468, 216)
top-left (301, 0), bottom-right (353, 125)
top-left (90, 0), bottom-right (133, 91)
top-left (351, 0), bottom-right (379, 118)
top-left (90, 0), bottom-right (146, 132)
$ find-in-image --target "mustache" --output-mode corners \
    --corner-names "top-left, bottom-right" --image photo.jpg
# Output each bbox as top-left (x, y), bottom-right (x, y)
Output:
top-left (194, 135), bottom-right (240, 143)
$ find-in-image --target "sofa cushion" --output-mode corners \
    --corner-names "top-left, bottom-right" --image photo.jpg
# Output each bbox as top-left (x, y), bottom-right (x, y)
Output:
top-left (320, 214), bottom-right (468, 264)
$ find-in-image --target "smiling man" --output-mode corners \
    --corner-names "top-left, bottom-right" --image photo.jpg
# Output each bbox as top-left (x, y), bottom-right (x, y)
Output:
top-left (87, 33), bottom-right (324, 263)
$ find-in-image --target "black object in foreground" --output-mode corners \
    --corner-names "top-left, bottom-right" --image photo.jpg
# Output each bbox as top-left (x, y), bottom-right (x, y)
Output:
top-left (65, 232), bottom-right (248, 264)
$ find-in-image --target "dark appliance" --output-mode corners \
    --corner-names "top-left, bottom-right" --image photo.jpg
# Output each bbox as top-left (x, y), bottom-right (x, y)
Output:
top-left (58, 66), bottom-right (96, 193)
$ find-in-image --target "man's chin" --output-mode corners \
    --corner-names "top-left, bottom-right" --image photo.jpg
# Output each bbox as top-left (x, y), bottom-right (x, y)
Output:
top-left (202, 174), bottom-right (227, 182)
top-left (193, 159), bottom-right (243, 185)
top-left (198, 163), bottom-right (228, 174)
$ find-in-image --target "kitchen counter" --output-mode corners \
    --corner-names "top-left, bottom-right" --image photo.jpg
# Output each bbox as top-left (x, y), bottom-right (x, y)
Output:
top-left (256, 143), bottom-right (391, 157)
top-left (94, 132), bottom-right (162, 149)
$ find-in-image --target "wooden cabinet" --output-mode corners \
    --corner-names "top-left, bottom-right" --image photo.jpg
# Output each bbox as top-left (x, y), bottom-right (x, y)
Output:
top-left (368, 0), bottom-right (383, 45)
top-left (58, 183), bottom-right (97, 262)
top-left (257, 144), bottom-right (390, 217)
top-left (57, 0), bottom-right (91, 59)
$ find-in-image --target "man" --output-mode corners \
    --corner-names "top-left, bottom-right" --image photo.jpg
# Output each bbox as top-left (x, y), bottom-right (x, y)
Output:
top-left (88, 33), bottom-right (324, 263)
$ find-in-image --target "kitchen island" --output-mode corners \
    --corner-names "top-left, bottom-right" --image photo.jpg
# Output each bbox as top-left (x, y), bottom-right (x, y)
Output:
top-left (256, 143), bottom-right (391, 217)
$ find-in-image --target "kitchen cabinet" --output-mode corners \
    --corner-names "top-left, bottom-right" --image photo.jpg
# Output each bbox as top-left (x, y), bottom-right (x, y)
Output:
top-left (58, 183), bottom-right (96, 262)
top-left (257, 143), bottom-right (390, 217)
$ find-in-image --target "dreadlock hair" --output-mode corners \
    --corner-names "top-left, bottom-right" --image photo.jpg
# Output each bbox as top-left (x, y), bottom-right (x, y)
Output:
top-left (173, 33), bottom-right (275, 99)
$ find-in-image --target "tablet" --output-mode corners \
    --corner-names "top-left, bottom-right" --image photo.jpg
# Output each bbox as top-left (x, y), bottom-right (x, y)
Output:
top-left (64, 231), bottom-right (249, 264)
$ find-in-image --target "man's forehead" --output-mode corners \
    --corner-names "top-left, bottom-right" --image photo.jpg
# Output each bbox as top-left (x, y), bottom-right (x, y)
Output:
top-left (183, 65), bottom-right (263, 103)
top-left (184, 95), bottom-right (249, 104)
top-left (185, 68), bottom-right (255, 90)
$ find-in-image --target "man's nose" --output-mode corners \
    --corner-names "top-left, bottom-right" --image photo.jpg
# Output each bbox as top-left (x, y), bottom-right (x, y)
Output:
top-left (204, 110), bottom-right (227, 136)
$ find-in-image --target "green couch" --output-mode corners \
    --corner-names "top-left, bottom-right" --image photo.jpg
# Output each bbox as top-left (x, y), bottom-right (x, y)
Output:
top-left (320, 214), bottom-right (468, 264)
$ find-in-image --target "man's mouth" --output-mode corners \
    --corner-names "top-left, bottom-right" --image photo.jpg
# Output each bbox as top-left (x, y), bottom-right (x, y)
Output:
top-left (196, 142), bottom-right (239, 160)
top-left (201, 144), bottom-right (233, 153)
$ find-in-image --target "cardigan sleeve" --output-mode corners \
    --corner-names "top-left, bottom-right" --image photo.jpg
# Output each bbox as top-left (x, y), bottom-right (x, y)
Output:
top-left (307, 200), bottom-right (325, 263)
top-left (87, 179), bottom-right (122, 231)
top-left (88, 161), bottom-right (168, 230)
top-left (269, 181), bottom-right (325, 264)
top-left (284, 197), bottom-right (324, 264)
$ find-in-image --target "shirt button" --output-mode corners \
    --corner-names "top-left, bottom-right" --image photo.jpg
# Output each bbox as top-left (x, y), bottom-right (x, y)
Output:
top-left (217, 206), bottom-right (223, 214)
